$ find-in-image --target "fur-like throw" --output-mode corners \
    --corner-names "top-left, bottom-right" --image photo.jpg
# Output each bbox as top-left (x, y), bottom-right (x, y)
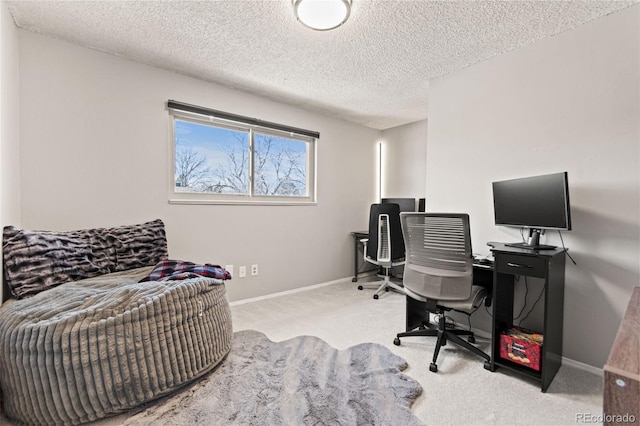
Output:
top-left (125, 330), bottom-right (423, 426)
top-left (2, 219), bottom-right (168, 298)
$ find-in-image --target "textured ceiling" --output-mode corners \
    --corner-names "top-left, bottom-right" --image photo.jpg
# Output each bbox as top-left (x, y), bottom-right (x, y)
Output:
top-left (6, 1), bottom-right (637, 130)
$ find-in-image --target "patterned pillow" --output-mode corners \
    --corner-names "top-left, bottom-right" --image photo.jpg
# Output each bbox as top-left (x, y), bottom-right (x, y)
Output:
top-left (2, 227), bottom-right (105, 299)
top-left (107, 219), bottom-right (168, 271)
top-left (65, 228), bottom-right (120, 273)
top-left (2, 219), bottom-right (169, 299)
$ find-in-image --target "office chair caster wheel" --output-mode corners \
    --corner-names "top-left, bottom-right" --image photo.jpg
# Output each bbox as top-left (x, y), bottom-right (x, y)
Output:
top-left (467, 335), bottom-right (476, 344)
top-left (429, 363), bottom-right (438, 373)
top-left (357, 285), bottom-right (363, 290)
top-left (385, 287), bottom-right (389, 292)
top-left (393, 337), bottom-right (401, 346)
top-left (373, 294), bottom-right (379, 300)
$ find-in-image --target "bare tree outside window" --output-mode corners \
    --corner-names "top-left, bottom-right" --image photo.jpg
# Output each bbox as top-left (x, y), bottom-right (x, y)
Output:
top-left (173, 118), bottom-right (312, 201)
top-left (175, 145), bottom-right (212, 190)
top-left (209, 135), bottom-right (250, 194)
top-left (254, 134), bottom-right (306, 196)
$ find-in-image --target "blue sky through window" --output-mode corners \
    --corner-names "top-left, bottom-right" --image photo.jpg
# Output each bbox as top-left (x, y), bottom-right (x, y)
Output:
top-left (175, 119), bottom-right (247, 170)
top-left (175, 119), bottom-right (307, 196)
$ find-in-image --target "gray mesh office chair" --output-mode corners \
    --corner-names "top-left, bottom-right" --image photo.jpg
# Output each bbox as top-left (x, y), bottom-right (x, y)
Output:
top-left (358, 203), bottom-right (405, 299)
top-left (393, 213), bottom-right (490, 372)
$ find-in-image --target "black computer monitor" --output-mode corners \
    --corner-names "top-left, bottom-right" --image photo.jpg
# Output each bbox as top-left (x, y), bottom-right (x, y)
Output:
top-left (492, 172), bottom-right (571, 249)
top-left (381, 198), bottom-right (416, 213)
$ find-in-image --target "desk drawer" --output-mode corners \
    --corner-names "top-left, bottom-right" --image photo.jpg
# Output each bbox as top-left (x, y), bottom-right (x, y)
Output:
top-left (495, 254), bottom-right (547, 278)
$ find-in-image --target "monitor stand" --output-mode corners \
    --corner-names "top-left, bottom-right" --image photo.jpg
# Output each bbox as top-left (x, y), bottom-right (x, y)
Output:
top-left (505, 228), bottom-right (557, 251)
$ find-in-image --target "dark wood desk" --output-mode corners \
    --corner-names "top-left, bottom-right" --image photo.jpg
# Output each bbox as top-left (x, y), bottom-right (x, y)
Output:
top-left (488, 242), bottom-right (567, 393)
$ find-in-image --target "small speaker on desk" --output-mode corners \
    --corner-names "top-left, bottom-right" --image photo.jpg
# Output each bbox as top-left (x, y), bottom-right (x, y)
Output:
top-left (418, 198), bottom-right (426, 212)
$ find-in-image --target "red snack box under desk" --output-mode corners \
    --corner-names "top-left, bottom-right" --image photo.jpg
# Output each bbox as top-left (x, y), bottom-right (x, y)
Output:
top-left (499, 327), bottom-right (543, 372)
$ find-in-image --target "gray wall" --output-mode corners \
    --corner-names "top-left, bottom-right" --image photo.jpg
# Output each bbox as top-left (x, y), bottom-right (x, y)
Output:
top-left (1, 2), bottom-right (21, 229)
top-left (380, 120), bottom-right (428, 201)
top-left (17, 30), bottom-right (380, 302)
top-left (426, 5), bottom-right (639, 368)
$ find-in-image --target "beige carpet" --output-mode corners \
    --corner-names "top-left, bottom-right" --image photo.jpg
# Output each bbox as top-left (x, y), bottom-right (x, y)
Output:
top-left (230, 277), bottom-right (604, 426)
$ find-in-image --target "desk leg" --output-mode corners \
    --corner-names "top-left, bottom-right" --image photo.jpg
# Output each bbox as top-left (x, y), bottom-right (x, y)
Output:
top-left (490, 273), bottom-right (515, 371)
top-left (406, 296), bottom-right (431, 332)
top-left (352, 234), bottom-right (359, 282)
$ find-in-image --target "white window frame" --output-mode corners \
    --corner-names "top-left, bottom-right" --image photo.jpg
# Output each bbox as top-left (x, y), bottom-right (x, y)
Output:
top-left (169, 109), bottom-right (317, 206)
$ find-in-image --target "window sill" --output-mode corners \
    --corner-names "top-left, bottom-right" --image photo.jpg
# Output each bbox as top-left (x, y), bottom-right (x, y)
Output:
top-left (168, 198), bottom-right (317, 206)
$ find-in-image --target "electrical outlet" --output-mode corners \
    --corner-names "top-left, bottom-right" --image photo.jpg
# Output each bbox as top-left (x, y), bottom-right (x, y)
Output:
top-left (239, 266), bottom-right (246, 278)
top-left (251, 264), bottom-right (258, 276)
top-left (224, 265), bottom-right (234, 278)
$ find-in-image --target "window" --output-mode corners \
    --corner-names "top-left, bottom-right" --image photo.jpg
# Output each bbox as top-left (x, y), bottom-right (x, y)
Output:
top-left (168, 101), bottom-right (317, 205)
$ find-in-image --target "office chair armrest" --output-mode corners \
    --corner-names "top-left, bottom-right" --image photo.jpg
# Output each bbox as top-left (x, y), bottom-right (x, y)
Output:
top-left (360, 238), bottom-right (371, 262)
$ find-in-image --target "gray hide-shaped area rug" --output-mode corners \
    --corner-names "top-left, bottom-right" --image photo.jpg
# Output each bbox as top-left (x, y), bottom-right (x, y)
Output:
top-left (125, 330), bottom-right (423, 425)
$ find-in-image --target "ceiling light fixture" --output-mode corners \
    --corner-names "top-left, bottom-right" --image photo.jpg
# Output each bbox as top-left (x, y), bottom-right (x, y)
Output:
top-left (293, 0), bottom-right (351, 31)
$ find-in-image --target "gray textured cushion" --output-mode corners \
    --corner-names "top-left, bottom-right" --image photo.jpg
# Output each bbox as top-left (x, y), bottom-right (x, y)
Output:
top-left (0, 267), bottom-right (233, 425)
top-left (2, 219), bottom-right (168, 299)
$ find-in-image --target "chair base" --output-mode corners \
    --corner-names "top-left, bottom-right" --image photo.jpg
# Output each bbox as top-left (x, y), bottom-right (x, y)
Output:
top-left (394, 312), bottom-right (490, 372)
top-left (357, 274), bottom-right (403, 299)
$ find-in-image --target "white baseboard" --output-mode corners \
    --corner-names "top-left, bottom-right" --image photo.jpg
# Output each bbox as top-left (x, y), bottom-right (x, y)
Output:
top-left (229, 274), bottom-right (362, 307)
top-left (561, 356), bottom-right (603, 376)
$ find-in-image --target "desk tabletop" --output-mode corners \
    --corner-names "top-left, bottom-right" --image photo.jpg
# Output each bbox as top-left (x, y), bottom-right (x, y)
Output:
top-left (472, 261), bottom-right (494, 270)
top-left (487, 241), bottom-right (567, 257)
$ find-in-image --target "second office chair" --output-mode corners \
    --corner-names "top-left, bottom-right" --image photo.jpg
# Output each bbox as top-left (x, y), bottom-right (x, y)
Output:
top-left (358, 203), bottom-right (405, 299)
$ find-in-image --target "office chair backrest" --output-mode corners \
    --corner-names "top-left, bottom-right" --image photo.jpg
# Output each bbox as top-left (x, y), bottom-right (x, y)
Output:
top-left (367, 203), bottom-right (405, 262)
top-left (400, 213), bottom-right (473, 301)
top-left (376, 214), bottom-right (392, 262)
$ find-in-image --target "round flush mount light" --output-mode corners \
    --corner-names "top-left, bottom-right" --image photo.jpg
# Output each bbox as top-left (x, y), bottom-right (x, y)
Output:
top-left (294, 0), bottom-right (351, 31)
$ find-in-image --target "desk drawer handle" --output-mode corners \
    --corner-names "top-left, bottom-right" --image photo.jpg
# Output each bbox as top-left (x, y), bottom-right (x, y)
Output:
top-left (507, 262), bottom-right (532, 268)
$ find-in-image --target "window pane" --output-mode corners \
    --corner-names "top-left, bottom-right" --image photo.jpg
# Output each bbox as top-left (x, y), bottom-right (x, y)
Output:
top-left (175, 119), bottom-right (249, 195)
top-left (254, 133), bottom-right (308, 196)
